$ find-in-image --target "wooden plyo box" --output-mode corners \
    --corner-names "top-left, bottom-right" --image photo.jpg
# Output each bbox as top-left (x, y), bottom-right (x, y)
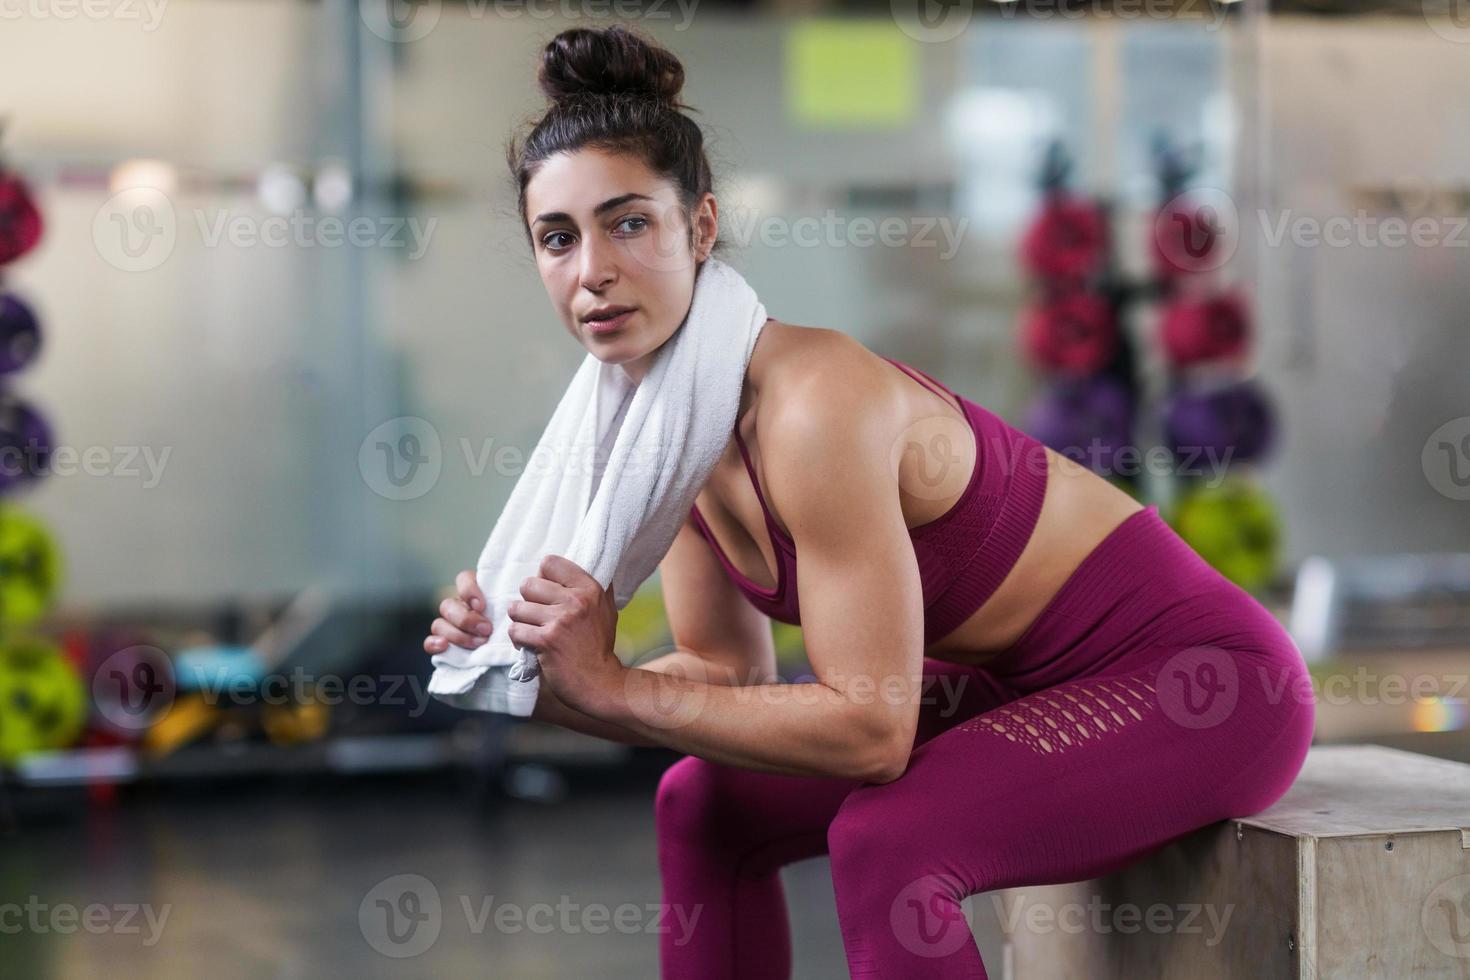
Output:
top-left (993, 745), bottom-right (1470, 979)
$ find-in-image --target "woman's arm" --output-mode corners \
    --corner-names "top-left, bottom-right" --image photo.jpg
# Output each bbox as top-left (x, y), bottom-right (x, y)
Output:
top-left (530, 647), bottom-right (752, 747)
top-left (585, 355), bottom-right (925, 784)
top-left (530, 508), bottom-right (782, 746)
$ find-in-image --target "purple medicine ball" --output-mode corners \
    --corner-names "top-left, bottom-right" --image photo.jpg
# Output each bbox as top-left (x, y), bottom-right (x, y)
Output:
top-left (1024, 377), bottom-right (1135, 476)
top-left (1163, 380), bottom-right (1276, 466)
top-left (0, 294), bottom-right (41, 375)
top-left (0, 390), bottom-right (52, 493)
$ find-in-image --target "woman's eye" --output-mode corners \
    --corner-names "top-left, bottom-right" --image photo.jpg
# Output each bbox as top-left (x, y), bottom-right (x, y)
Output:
top-left (542, 218), bottom-right (643, 251)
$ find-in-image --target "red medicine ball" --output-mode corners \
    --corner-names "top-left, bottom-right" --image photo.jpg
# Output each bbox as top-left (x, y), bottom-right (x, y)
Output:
top-left (1152, 196), bottom-right (1225, 278)
top-left (1159, 292), bottom-right (1251, 367)
top-left (0, 172), bottom-right (44, 266)
top-left (1020, 194), bottom-right (1107, 283)
top-left (1021, 290), bottom-right (1118, 377)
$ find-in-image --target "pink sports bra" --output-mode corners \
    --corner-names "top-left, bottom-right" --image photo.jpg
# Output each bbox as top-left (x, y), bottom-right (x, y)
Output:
top-left (688, 350), bottom-right (1049, 646)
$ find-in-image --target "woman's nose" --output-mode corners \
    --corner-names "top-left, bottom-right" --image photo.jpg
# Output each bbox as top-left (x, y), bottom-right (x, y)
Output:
top-left (579, 238), bottom-right (618, 291)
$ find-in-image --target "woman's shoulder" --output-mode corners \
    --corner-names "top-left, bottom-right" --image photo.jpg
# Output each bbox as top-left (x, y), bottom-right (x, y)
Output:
top-left (751, 319), bottom-right (884, 399)
top-left (749, 320), bottom-right (906, 451)
top-left (744, 321), bottom-right (916, 538)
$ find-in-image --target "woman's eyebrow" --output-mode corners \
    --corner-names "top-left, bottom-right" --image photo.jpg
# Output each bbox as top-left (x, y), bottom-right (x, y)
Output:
top-left (532, 192), bottom-right (656, 226)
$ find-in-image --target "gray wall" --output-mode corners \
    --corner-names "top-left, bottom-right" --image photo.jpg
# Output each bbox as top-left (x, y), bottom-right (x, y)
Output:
top-left (1254, 19), bottom-right (1470, 560)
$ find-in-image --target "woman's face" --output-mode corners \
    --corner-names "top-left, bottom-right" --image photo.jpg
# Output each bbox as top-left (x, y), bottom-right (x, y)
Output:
top-left (525, 148), bottom-right (716, 381)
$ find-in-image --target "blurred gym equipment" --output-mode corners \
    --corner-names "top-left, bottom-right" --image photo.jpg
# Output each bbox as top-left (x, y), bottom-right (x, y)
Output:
top-left (0, 636), bottom-right (85, 764)
top-left (1290, 551), bottom-right (1470, 662)
top-left (1169, 479), bottom-right (1283, 591)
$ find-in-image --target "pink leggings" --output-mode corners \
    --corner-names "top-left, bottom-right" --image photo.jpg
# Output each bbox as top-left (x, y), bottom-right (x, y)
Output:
top-left (654, 505), bottom-right (1315, 978)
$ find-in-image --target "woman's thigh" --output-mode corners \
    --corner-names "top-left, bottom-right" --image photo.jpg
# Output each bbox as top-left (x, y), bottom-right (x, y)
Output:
top-left (827, 642), bottom-right (1315, 895)
top-left (655, 657), bottom-right (1024, 872)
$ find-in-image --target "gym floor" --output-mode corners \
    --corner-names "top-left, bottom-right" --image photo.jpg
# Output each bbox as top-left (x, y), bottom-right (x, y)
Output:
top-left (2, 764), bottom-right (890, 979)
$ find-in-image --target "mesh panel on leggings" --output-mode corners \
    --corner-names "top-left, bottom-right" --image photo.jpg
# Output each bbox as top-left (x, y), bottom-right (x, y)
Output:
top-left (955, 674), bottom-right (1157, 755)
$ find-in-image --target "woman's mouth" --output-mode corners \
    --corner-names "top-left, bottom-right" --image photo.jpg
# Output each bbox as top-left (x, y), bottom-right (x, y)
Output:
top-left (585, 308), bottom-right (636, 335)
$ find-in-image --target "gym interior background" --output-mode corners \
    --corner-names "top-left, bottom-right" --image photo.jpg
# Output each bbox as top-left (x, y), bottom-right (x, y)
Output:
top-left (2, 0), bottom-right (1469, 977)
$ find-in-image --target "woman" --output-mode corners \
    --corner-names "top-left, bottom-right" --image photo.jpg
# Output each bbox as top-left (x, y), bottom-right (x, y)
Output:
top-left (423, 24), bottom-right (1315, 979)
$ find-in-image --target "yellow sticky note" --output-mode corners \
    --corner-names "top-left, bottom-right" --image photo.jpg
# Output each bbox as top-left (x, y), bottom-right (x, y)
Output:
top-left (786, 21), bottom-right (918, 129)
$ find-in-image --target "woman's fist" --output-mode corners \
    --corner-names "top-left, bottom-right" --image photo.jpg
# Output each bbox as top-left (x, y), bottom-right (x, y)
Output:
top-left (425, 569), bottom-right (493, 655)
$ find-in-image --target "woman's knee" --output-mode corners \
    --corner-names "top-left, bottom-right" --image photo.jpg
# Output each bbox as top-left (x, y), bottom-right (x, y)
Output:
top-left (655, 755), bottom-right (792, 850)
top-left (655, 756), bottom-right (727, 838)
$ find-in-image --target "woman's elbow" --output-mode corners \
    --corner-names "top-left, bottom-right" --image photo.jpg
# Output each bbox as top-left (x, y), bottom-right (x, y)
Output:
top-left (848, 727), bottom-right (912, 784)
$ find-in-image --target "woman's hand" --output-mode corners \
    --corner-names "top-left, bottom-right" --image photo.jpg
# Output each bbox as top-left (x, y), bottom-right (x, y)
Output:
top-left (506, 554), bottom-right (626, 717)
top-left (424, 569), bottom-right (493, 655)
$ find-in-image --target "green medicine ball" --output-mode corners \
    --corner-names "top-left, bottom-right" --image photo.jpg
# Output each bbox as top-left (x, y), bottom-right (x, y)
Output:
top-left (0, 637), bottom-right (87, 764)
top-left (1171, 480), bottom-right (1282, 592)
top-left (0, 506), bottom-right (61, 627)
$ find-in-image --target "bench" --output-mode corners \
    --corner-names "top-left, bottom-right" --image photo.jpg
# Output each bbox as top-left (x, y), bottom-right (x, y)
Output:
top-left (993, 745), bottom-right (1470, 978)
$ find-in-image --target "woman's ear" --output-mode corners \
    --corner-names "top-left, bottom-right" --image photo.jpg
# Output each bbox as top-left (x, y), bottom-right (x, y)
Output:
top-left (692, 193), bottom-right (718, 262)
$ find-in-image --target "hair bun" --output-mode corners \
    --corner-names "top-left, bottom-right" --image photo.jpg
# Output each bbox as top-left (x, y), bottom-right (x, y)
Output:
top-left (539, 26), bottom-right (686, 109)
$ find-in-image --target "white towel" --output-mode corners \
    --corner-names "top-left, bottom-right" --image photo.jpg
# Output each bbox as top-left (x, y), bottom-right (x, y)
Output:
top-left (427, 256), bottom-right (769, 716)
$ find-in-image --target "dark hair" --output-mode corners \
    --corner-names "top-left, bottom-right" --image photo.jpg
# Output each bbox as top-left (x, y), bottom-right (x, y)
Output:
top-left (506, 25), bottom-right (725, 263)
